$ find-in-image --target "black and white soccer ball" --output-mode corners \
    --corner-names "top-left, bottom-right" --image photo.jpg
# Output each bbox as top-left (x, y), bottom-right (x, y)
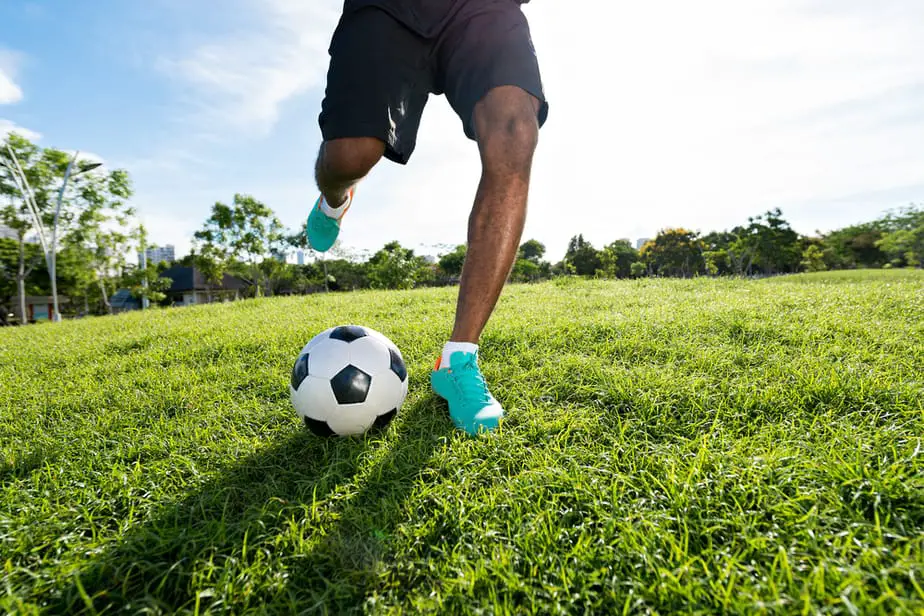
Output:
top-left (290, 325), bottom-right (409, 437)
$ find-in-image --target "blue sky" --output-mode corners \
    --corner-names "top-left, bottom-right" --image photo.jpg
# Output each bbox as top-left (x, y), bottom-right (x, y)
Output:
top-left (2, 0), bottom-right (923, 261)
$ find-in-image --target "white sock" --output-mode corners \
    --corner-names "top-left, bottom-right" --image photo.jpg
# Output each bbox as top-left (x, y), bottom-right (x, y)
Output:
top-left (441, 341), bottom-right (479, 368)
top-left (320, 191), bottom-right (352, 219)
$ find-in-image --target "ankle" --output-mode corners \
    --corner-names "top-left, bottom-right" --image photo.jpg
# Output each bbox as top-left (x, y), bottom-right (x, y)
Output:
top-left (441, 341), bottom-right (478, 367)
top-left (320, 190), bottom-right (352, 218)
top-left (325, 191), bottom-right (350, 208)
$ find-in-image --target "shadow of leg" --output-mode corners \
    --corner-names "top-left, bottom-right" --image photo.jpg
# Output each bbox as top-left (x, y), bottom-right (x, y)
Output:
top-left (48, 394), bottom-right (452, 613)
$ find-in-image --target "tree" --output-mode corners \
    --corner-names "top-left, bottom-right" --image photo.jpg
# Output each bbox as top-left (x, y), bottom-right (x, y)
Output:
top-left (822, 223), bottom-right (886, 269)
top-left (876, 205), bottom-right (924, 267)
top-left (703, 250), bottom-right (729, 276)
top-left (438, 244), bottom-right (467, 278)
top-left (193, 194), bottom-right (284, 296)
top-left (518, 239), bottom-right (546, 263)
top-left (639, 228), bottom-right (704, 277)
top-left (598, 240), bottom-right (639, 278)
top-left (877, 229), bottom-right (923, 267)
top-left (0, 133), bottom-right (69, 322)
top-left (1, 133), bottom-right (136, 319)
top-left (702, 231), bottom-right (737, 275)
top-left (66, 168), bottom-right (135, 314)
top-left (564, 234), bottom-right (601, 276)
top-left (746, 209), bottom-right (801, 275)
top-left (800, 244), bottom-right (827, 272)
top-left (367, 241), bottom-right (421, 290)
top-left (125, 225), bottom-right (171, 306)
top-left (510, 258), bottom-right (541, 282)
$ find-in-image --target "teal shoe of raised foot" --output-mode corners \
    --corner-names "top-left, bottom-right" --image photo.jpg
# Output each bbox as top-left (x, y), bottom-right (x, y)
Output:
top-left (431, 351), bottom-right (504, 435)
top-left (306, 194), bottom-right (348, 252)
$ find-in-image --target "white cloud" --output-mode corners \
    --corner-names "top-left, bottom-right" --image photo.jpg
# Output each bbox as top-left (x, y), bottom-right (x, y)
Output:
top-left (157, 1), bottom-right (340, 136)
top-left (0, 119), bottom-right (41, 141)
top-left (0, 50), bottom-right (24, 105)
top-left (0, 74), bottom-right (21, 105)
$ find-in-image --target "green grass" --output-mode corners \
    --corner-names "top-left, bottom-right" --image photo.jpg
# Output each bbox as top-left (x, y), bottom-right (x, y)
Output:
top-left (1, 269), bottom-right (923, 615)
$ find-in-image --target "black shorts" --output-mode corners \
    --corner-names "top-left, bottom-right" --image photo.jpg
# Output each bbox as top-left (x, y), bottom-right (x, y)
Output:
top-left (318, 0), bottom-right (549, 165)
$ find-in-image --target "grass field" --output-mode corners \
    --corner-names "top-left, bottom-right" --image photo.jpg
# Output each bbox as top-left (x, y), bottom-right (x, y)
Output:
top-left (1, 269), bottom-right (923, 615)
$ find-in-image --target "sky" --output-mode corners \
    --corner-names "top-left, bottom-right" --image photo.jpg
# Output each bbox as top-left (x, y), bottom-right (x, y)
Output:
top-left (1, 0), bottom-right (923, 262)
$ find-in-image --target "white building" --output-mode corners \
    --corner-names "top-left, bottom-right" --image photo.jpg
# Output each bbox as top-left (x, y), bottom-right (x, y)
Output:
top-left (140, 244), bottom-right (175, 266)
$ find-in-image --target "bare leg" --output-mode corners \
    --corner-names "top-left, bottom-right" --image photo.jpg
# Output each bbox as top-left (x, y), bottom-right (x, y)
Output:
top-left (450, 86), bottom-right (541, 343)
top-left (315, 137), bottom-right (385, 207)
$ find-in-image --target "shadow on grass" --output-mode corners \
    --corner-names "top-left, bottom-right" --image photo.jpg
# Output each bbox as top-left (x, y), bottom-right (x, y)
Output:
top-left (52, 395), bottom-right (452, 614)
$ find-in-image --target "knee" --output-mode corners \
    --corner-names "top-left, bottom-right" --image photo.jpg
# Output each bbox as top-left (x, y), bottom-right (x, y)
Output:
top-left (318, 137), bottom-right (384, 182)
top-left (474, 88), bottom-right (540, 171)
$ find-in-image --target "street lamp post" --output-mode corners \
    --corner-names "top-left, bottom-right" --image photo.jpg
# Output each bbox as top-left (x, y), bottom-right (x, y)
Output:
top-left (50, 152), bottom-right (101, 321)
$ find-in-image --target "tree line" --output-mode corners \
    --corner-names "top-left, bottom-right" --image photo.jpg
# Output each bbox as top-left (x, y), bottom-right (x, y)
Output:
top-left (563, 206), bottom-right (923, 279)
top-left (2, 132), bottom-right (922, 324)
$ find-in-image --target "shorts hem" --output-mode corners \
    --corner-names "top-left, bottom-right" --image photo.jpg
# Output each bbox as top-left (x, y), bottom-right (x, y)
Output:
top-left (460, 84), bottom-right (550, 141)
top-left (319, 121), bottom-right (412, 165)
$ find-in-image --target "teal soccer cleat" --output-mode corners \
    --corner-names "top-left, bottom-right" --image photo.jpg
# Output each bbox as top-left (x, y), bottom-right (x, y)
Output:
top-left (431, 350), bottom-right (504, 435)
top-left (306, 189), bottom-right (353, 252)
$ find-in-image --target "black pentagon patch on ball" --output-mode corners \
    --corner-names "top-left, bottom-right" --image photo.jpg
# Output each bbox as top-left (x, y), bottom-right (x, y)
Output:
top-left (304, 416), bottom-right (336, 437)
top-left (291, 353), bottom-right (310, 390)
top-left (330, 365), bottom-right (372, 404)
top-left (372, 408), bottom-right (397, 431)
top-left (329, 325), bottom-right (368, 343)
top-left (388, 348), bottom-right (407, 382)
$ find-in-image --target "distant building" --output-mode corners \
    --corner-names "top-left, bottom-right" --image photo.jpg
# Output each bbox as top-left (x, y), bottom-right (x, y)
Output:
top-left (110, 289), bottom-right (142, 314)
top-left (296, 250), bottom-right (305, 265)
top-left (159, 266), bottom-right (249, 306)
top-left (636, 238), bottom-right (651, 250)
top-left (139, 245), bottom-right (176, 266)
top-left (10, 295), bottom-right (69, 322)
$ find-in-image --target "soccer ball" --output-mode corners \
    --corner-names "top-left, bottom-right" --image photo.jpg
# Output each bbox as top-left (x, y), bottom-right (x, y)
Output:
top-left (290, 325), bottom-right (409, 437)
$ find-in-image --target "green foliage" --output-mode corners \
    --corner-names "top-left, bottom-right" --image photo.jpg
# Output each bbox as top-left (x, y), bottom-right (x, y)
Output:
top-left (875, 205), bottom-right (924, 267)
top-left (1, 271), bottom-right (922, 613)
top-left (53, 242), bottom-right (101, 314)
top-left (800, 244), bottom-right (828, 273)
top-left (1, 132), bottom-right (137, 317)
top-left (1, 134), bottom-right (67, 321)
top-left (597, 240), bottom-right (639, 278)
top-left (640, 228), bottom-right (705, 277)
top-left (122, 265), bottom-right (172, 305)
top-left (510, 258), bottom-right (541, 282)
top-left (437, 244), bottom-right (466, 278)
top-left (744, 209), bottom-right (801, 274)
top-left (518, 238), bottom-right (546, 262)
top-left (564, 234), bottom-right (601, 276)
top-left (193, 194), bottom-right (284, 295)
top-left (366, 241), bottom-right (425, 290)
top-left (822, 223), bottom-right (886, 269)
top-left (511, 239), bottom-right (552, 282)
top-left (703, 249), bottom-right (729, 276)
top-left (630, 261), bottom-right (647, 278)
top-left (323, 258), bottom-right (368, 291)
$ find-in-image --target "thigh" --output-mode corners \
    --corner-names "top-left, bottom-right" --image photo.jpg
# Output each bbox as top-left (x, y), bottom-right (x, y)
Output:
top-left (320, 8), bottom-right (433, 165)
top-left (436, 0), bottom-right (549, 141)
